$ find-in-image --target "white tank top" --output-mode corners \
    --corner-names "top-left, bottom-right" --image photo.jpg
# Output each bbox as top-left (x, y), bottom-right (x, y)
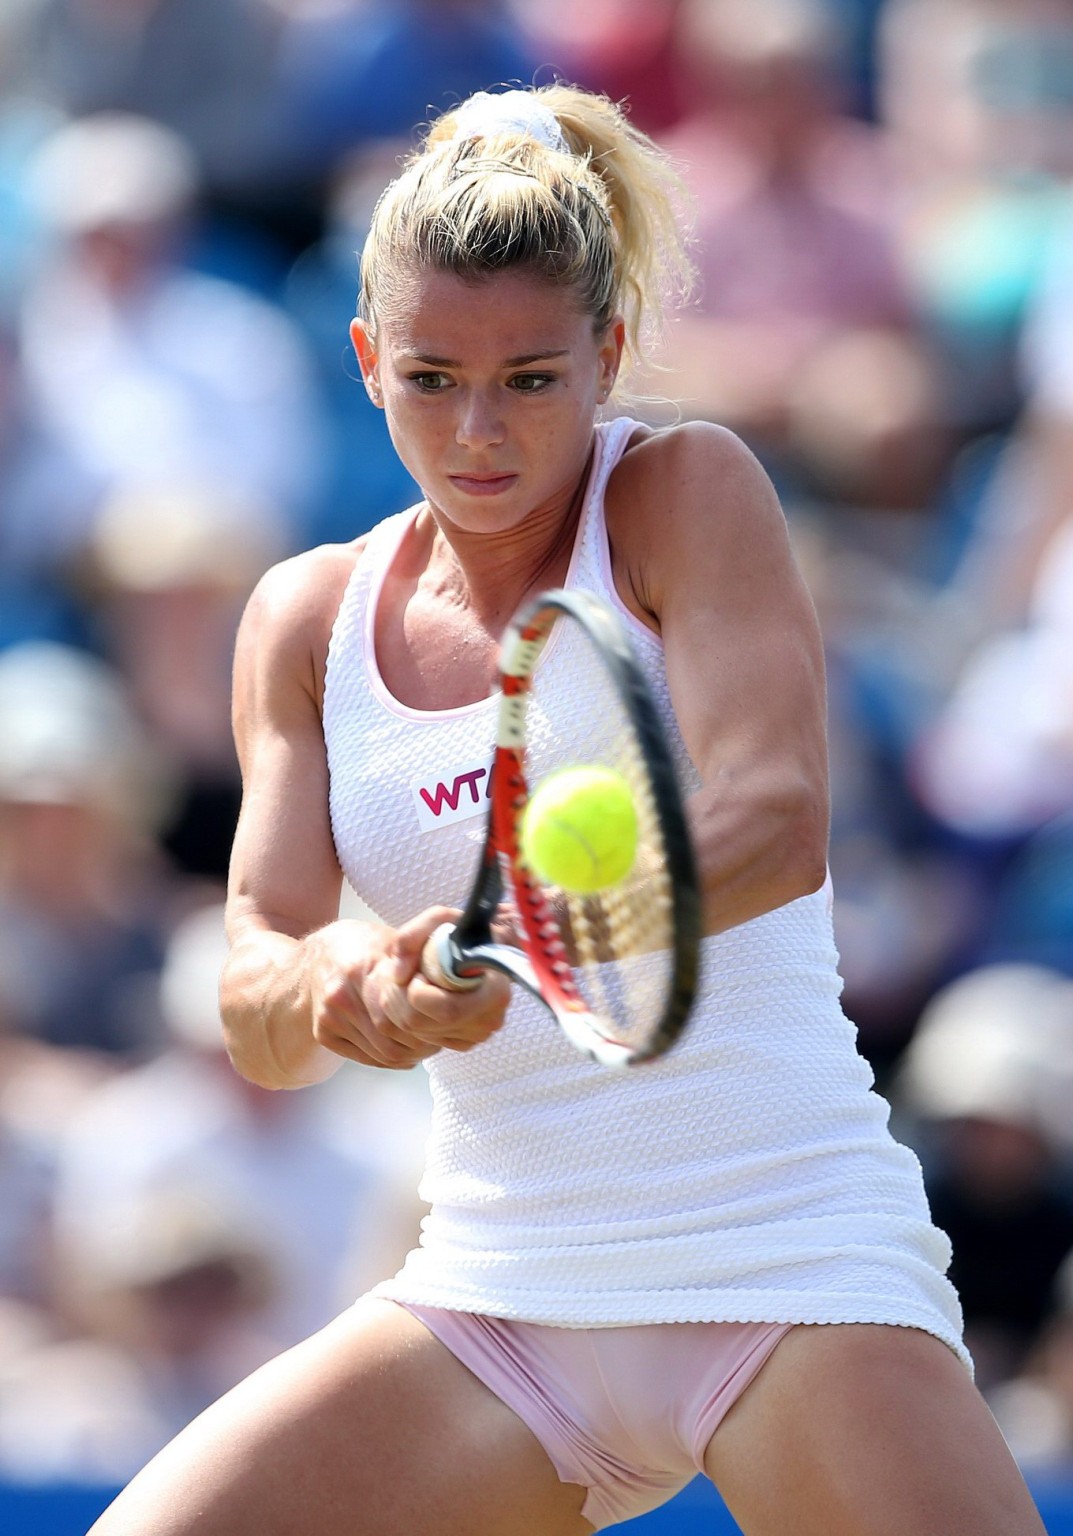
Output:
top-left (323, 417), bottom-right (968, 1364)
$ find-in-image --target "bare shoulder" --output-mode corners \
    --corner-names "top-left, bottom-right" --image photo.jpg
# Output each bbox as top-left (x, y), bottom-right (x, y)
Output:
top-left (241, 538), bottom-right (366, 643)
top-left (615, 419), bottom-right (779, 524)
top-left (235, 537), bottom-right (368, 719)
top-left (607, 420), bottom-right (790, 623)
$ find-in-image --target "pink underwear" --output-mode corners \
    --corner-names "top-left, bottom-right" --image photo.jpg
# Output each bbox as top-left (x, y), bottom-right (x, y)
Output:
top-left (399, 1304), bottom-right (792, 1530)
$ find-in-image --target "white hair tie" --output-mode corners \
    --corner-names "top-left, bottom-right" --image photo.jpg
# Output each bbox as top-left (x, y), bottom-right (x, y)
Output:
top-left (453, 90), bottom-right (568, 154)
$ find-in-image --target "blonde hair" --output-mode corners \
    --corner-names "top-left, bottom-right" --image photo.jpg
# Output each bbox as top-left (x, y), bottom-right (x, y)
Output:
top-left (358, 83), bottom-right (694, 392)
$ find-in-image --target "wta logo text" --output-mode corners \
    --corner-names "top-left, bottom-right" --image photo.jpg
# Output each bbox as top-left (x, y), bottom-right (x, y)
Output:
top-left (411, 759), bottom-right (493, 832)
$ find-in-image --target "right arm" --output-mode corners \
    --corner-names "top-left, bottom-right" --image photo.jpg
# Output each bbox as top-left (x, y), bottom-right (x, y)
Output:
top-left (220, 547), bottom-right (508, 1089)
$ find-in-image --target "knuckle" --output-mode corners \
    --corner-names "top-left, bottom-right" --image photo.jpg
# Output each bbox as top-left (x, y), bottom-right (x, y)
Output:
top-left (378, 1038), bottom-right (425, 1068)
top-left (321, 974), bottom-right (351, 1011)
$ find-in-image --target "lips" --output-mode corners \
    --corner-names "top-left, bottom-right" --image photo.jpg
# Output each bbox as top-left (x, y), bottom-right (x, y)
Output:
top-left (447, 473), bottom-right (518, 496)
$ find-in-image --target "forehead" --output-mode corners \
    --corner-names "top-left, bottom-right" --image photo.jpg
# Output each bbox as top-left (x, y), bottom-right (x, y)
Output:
top-left (375, 264), bottom-right (594, 359)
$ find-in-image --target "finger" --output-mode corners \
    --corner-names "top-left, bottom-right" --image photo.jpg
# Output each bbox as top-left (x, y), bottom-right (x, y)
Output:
top-left (436, 1034), bottom-right (495, 1053)
top-left (325, 1017), bottom-right (438, 1069)
top-left (406, 975), bottom-right (510, 1044)
top-left (314, 1022), bottom-right (435, 1070)
top-left (376, 977), bottom-right (424, 1033)
top-left (315, 996), bottom-right (437, 1068)
top-left (390, 906), bottom-right (462, 983)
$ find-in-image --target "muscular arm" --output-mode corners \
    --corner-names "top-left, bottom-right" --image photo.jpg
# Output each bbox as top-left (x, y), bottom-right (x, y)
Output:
top-left (221, 547), bottom-right (509, 1089)
top-left (609, 422), bottom-right (830, 935)
top-left (222, 547), bottom-right (374, 1087)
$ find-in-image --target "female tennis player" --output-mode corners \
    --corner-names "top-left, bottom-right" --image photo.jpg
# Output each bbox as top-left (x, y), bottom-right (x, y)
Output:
top-left (89, 84), bottom-right (1046, 1536)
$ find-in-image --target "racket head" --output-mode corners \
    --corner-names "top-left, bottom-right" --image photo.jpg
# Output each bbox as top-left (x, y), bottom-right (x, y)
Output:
top-left (487, 587), bottom-right (701, 1066)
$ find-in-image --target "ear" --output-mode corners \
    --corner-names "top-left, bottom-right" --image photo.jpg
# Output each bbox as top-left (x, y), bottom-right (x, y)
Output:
top-left (596, 315), bottom-right (625, 402)
top-left (350, 317), bottom-right (382, 407)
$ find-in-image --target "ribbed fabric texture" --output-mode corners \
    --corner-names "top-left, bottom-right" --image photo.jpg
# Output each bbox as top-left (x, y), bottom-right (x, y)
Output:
top-left (322, 418), bottom-right (968, 1367)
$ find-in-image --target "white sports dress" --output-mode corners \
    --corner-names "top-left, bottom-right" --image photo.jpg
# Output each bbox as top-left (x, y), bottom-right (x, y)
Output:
top-left (322, 415), bottom-right (969, 1368)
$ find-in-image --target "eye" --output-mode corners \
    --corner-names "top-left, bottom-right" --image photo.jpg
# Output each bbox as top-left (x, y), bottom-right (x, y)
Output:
top-left (509, 373), bottom-right (555, 394)
top-left (408, 372), bottom-right (452, 392)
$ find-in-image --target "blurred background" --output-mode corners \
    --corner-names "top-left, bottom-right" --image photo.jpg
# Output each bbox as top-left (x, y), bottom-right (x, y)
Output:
top-left (0, 0), bottom-right (1072, 1530)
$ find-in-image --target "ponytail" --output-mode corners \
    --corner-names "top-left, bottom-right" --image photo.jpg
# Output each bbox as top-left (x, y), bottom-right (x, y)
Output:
top-left (359, 83), bottom-right (694, 394)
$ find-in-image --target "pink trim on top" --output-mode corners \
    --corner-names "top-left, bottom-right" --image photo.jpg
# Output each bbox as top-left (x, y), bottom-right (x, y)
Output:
top-left (592, 419), bottom-right (669, 650)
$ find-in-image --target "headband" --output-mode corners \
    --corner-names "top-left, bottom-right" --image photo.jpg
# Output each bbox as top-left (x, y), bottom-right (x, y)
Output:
top-left (453, 90), bottom-right (568, 154)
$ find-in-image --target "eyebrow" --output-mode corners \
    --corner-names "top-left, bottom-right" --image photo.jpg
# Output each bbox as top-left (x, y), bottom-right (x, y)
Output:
top-left (406, 350), bottom-right (572, 368)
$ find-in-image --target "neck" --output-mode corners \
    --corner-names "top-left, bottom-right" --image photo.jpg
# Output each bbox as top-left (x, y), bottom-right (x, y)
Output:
top-left (420, 448), bottom-right (593, 634)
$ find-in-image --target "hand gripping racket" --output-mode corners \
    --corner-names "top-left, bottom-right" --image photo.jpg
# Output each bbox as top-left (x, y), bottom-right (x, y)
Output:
top-left (422, 588), bottom-right (701, 1067)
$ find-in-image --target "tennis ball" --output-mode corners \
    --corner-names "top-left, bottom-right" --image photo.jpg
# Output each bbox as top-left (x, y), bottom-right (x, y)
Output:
top-left (520, 766), bottom-right (638, 894)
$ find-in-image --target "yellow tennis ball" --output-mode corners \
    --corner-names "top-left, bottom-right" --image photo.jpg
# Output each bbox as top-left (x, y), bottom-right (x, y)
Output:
top-left (520, 766), bottom-right (639, 894)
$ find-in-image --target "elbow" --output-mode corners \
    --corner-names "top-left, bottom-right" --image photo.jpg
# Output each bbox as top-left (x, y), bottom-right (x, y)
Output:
top-left (218, 930), bottom-right (343, 1091)
top-left (781, 785), bottom-right (830, 902)
top-left (220, 998), bottom-right (341, 1093)
top-left (219, 1001), bottom-right (285, 1091)
top-left (217, 963), bottom-right (258, 1085)
top-left (733, 779), bottom-right (828, 916)
top-left (221, 1026), bottom-right (274, 1091)
top-left (221, 1013), bottom-right (328, 1092)
top-left (218, 960), bottom-right (299, 1091)
top-left (692, 769), bottom-right (830, 932)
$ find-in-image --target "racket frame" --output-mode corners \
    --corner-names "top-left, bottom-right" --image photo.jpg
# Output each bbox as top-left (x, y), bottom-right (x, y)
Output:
top-left (426, 587), bottom-right (701, 1067)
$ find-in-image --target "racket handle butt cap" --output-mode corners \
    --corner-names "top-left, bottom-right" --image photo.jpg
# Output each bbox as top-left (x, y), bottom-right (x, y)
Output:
top-left (422, 923), bottom-right (483, 991)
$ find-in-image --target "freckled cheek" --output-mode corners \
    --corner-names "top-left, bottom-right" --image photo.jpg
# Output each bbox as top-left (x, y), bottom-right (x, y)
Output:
top-left (382, 405), bottom-right (450, 468)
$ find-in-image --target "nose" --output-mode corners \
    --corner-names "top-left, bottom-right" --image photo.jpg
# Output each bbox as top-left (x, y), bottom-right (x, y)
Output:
top-left (455, 388), bottom-right (505, 450)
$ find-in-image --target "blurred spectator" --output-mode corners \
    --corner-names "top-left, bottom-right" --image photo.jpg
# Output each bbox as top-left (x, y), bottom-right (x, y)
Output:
top-left (274, 0), bottom-right (537, 209)
top-left (0, 1120), bottom-right (52, 1314)
top-left (0, 76), bottom-right (59, 318)
top-left (12, 0), bottom-right (290, 248)
top-left (809, 161), bottom-right (1073, 1018)
top-left (14, 111), bottom-right (326, 569)
top-left (1017, 205), bottom-right (1073, 576)
top-left (897, 963), bottom-right (1073, 1389)
top-left (904, 312), bottom-right (1073, 977)
top-left (992, 1251), bottom-right (1073, 1476)
top-left (282, 139), bottom-right (421, 545)
top-left (977, 813), bottom-right (1073, 981)
top-left (895, 168), bottom-right (1073, 985)
top-left (0, 325), bottom-right (92, 649)
top-left (0, 1081), bottom-right (56, 1375)
top-left (652, 0), bottom-right (946, 514)
top-left (940, 197), bottom-right (1073, 637)
top-left (507, 0), bottom-right (688, 135)
top-left (0, 1186), bottom-right (280, 1486)
top-left (85, 481), bottom-right (288, 879)
top-left (0, 1092), bottom-right (64, 1484)
top-left (51, 901), bottom-right (431, 1354)
top-left (0, 879), bottom-right (429, 1487)
top-left (0, 641), bottom-right (172, 1060)
top-left (877, 0), bottom-right (1073, 435)
top-left (822, 0), bottom-right (887, 121)
top-left (911, 510), bottom-right (1073, 845)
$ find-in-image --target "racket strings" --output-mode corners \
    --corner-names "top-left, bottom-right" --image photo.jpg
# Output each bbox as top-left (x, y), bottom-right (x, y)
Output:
top-left (495, 596), bottom-right (697, 1061)
top-left (539, 670), bottom-right (677, 1050)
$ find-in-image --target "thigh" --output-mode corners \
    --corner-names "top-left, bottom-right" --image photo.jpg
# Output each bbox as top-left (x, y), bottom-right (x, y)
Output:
top-left (88, 1298), bottom-right (593, 1536)
top-left (703, 1323), bottom-right (1047, 1536)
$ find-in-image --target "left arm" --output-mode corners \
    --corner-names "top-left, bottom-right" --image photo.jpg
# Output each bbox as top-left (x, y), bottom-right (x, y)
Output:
top-left (607, 421), bottom-right (830, 935)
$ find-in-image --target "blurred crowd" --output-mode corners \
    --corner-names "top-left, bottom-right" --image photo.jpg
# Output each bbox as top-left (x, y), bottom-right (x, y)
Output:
top-left (0, 0), bottom-right (1071, 1493)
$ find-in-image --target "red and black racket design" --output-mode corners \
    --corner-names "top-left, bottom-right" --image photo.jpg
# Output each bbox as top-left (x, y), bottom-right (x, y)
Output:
top-left (422, 587), bottom-right (701, 1067)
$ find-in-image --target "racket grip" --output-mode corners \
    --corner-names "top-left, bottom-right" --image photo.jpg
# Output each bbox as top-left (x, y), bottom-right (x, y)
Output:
top-left (421, 923), bottom-right (484, 992)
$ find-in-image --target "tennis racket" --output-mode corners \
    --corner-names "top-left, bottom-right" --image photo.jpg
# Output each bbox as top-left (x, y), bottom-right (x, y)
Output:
top-left (421, 587), bottom-right (701, 1067)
